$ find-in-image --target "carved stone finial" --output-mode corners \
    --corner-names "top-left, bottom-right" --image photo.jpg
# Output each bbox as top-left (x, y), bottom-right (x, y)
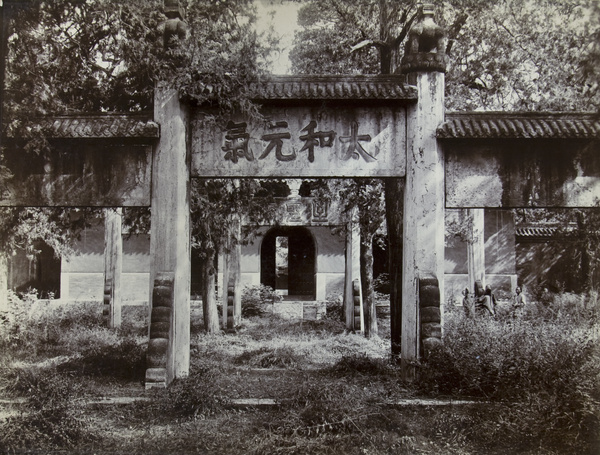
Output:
top-left (401, 3), bottom-right (448, 74)
top-left (160, 0), bottom-right (188, 49)
top-left (164, 0), bottom-right (184, 19)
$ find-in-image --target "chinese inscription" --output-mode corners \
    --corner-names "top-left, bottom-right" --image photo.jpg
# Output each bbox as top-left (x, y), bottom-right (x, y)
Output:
top-left (221, 119), bottom-right (377, 164)
top-left (258, 121), bottom-right (295, 161)
top-left (222, 121), bottom-right (253, 163)
top-left (339, 122), bottom-right (376, 163)
top-left (298, 121), bottom-right (336, 163)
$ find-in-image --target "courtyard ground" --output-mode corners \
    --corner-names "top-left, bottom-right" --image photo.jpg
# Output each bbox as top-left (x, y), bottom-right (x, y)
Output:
top-left (0, 291), bottom-right (598, 454)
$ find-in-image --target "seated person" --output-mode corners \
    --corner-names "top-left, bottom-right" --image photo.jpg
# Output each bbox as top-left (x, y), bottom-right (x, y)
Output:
top-left (474, 280), bottom-right (495, 317)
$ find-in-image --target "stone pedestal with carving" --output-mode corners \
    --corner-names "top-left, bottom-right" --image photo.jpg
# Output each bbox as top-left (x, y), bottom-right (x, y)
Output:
top-left (400, 3), bottom-right (447, 380)
top-left (146, 86), bottom-right (190, 386)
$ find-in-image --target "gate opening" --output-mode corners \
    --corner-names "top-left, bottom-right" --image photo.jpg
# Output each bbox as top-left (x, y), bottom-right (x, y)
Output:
top-left (260, 227), bottom-right (315, 300)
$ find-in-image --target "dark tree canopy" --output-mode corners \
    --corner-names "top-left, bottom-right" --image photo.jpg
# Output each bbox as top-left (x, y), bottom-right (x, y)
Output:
top-left (0, 0), bottom-right (275, 259)
top-left (289, 0), bottom-right (600, 111)
top-left (2, 0), bottom-right (271, 129)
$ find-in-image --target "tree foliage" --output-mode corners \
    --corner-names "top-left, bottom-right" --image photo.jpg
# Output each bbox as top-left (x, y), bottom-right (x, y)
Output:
top-left (0, 207), bottom-right (92, 258)
top-left (190, 179), bottom-right (283, 259)
top-left (1, 0), bottom-right (275, 281)
top-left (442, 0), bottom-right (600, 111)
top-left (289, 0), bottom-right (600, 111)
top-left (325, 178), bottom-right (386, 337)
top-left (514, 208), bottom-right (600, 292)
top-left (3, 0), bottom-right (272, 124)
top-left (190, 178), bottom-right (287, 331)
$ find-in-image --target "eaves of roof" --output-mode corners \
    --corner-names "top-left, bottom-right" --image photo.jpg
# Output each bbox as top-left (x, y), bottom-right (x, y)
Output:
top-left (438, 112), bottom-right (600, 139)
top-left (246, 75), bottom-right (417, 101)
top-left (6, 114), bottom-right (160, 140)
top-left (515, 224), bottom-right (581, 240)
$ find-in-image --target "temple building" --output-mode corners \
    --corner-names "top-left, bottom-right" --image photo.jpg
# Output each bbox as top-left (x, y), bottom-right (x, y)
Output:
top-left (10, 187), bottom-right (583, 309)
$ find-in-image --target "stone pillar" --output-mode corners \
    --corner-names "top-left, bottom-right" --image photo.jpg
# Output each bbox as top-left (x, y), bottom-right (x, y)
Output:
top-left (230, 215), bottom-right (242, 326)
top-left (0, 254), bottom-right (7, 312)
top-left (466, 208), bottom-right (485, 290)
top-left (146, 85), bottom-right (190, 387)
top-left (60, 272), bottom-right (70, 301)
top-left (344, 223), bottom-right (353, 330)
top-left (315, 274), bottom-right (327, 301)
top-left (222, 214), bottom-right (241, 329)
top-left (400, 4), bottom-right (447, 380)
top-left (103, 208), bottom-right (123, 329)
top-left (344, 216), bottom-right (363, 333)
top-left (217, 252), bottom-right (224, 301)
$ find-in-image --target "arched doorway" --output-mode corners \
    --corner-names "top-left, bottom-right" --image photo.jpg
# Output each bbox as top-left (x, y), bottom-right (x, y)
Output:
top-left (260, 227), bottom-right (316, 299)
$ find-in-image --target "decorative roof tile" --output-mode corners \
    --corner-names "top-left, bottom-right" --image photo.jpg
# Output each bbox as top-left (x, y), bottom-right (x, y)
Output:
top-left (438, 112), bottom-right (600, 139)
top-left (11, 114), bottom-right (160, 139)
top-left (515, 226), bottom-right (560, 238)
top-left (515, 224), bottom-right (581, 239)
top-left (247, 75), bottom-right (417, 101)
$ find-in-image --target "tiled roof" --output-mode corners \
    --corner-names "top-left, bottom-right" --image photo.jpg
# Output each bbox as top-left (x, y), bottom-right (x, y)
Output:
top-left (515, 226), bottom-right (560, 238)
top-left (248, 75), bottom-right (417, 101)
top-left (10, 114), bottom-right (160, 139)
top-left (515, 224), bottom-right (583, 239)
top-left (438, 112), bottom-right (600, 139)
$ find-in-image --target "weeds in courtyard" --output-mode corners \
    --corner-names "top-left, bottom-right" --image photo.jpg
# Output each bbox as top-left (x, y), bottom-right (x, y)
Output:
top-left (419, 299), bottom-right (600, 453)
top-left (0, 289), bottom-right (597, 454)
top-left (0, 369), bottom-right (87, 451)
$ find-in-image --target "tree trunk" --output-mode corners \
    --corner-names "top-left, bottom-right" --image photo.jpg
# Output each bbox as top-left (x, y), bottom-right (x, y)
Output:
top-left (384, 178), bottom-right (403, 357)
top-left (466, 208), bottom-right (485, 291)
top-left (380, 4), bottom-right (403, 355)
top-left (361, 232), bottom-right (377, 338)
top-left (576, 211), bottom-right (592, 292)
top-left (202, 249), bottom-right (219, 334)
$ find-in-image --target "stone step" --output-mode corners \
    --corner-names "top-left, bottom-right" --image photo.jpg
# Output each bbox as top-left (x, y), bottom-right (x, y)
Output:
top-left (0, 396), bottom-right (485, 414)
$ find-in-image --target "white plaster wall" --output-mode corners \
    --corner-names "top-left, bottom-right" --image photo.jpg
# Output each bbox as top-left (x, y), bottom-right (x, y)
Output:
top-left (60, 272), bottom-right (149, 303)
top-left (241, 225), bottom-right (346, 300)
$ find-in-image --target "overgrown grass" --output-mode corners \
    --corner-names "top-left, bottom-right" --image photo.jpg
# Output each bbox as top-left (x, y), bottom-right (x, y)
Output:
top-left (0, 369), bottom-right (88, 452)
top-left (420, 295), bottom-right (600, 453)
top-left (0, 289), bottom-right (597, 454)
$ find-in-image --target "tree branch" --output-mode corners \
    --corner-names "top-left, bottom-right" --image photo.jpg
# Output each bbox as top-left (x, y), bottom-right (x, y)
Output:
top-left (351, 39), bottom-right (389, 53)
top-left (446, 13), bottom-right (468, 55)
top-left (392, 10), bottom-right (418, 49)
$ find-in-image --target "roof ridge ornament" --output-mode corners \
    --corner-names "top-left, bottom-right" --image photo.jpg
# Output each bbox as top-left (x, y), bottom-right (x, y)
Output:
top-left (159, 0), bottom-right (188, 49)
top-left (401, 3), bottom-right (448, 74)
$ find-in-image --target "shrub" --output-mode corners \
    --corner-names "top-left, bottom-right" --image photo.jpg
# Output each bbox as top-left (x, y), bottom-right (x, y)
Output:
top-left (324, 293), bottom-right (344, 321)
top-left (233, 345), bottom-right (301, 368)
top-left (277, 378), bottom-right (364, 435)
top-left (419, 306), bottom-right (600, 453)
top-left (0, 294), bottom-right (104, 359)
top-left (329, 353), bottom-right (391, 376)
top-left (136, 365), bottom-right (227, 421)
top-left (241, 285), bottom-right (279, 318)
top-left (373, 273), bottom-right (390, 294)
top-left (58, 336), bottom-right (146, 380)
top-left (0, 370), bottom-right (87, 451)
